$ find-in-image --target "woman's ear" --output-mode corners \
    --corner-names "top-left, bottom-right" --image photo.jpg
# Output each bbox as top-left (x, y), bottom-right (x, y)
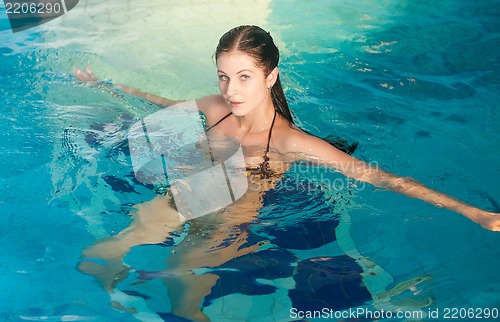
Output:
top-left (266, 67), bottom-right (279, 88)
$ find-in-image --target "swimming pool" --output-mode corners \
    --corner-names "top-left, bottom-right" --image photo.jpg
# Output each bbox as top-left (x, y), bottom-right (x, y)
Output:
top-left (1, 0), bottom-right (499, 321)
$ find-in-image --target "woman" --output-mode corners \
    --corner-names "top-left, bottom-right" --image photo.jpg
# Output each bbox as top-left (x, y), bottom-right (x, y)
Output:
top-left (75, 25), bottom-right (499, 321)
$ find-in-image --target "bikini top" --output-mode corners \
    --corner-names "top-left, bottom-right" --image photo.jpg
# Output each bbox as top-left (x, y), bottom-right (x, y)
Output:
top-left (205, 110), bottom-right (277, 178)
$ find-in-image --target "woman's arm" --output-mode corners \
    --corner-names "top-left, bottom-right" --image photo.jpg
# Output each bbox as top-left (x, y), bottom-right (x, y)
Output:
top-left (73, 66), bottom-right (227, 120)
top-left (74, 66), bottom-right (183, 108)
top-left (283, 130), bottom-right (500, 231)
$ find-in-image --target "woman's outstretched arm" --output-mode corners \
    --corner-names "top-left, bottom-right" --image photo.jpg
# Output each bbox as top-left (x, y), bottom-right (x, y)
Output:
top-left (74, 66), bottom-right (184, 108)
top-left (73, 66), bottom-right (228, 120)
top-left (283, 130), bottom-right (500, 231)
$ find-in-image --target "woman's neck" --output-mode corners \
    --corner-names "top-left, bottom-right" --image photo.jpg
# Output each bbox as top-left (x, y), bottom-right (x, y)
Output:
top-left (237, 99), bottom-right (276, 133)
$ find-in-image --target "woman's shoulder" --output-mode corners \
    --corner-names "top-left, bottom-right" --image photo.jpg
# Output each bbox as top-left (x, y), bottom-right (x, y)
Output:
top-left (273, 121), bottom-right (333, 156)
top-left (196, 95), bottom-right (230, 117)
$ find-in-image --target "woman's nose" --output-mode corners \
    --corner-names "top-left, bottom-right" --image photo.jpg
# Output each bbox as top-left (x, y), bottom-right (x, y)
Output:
top-left (226, 80), bottom-right (237, 95)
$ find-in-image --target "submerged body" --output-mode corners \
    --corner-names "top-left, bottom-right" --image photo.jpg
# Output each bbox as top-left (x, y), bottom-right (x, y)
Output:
top-left (75, 25), bottom-right (500, 321)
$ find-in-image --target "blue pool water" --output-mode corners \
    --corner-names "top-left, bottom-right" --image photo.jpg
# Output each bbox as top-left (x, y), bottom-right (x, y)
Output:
top-left (1, 0), bottom-right (500, 321)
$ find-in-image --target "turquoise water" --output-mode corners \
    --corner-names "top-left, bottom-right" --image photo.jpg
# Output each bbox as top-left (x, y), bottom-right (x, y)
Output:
top-left (1, 0), bottom-right (500, 321)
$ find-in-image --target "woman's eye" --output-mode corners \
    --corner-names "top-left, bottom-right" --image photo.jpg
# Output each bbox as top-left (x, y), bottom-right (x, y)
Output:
top-left (218, 75), bottom-right (228, 81)
top-left (241, 75), bottom-right (250, 80)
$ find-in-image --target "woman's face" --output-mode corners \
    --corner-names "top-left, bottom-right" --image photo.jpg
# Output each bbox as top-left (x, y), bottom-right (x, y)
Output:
top-left (216, 51), bottom-right (275, 116)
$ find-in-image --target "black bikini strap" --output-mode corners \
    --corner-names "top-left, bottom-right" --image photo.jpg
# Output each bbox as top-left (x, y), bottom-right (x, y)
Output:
top-left (264, 110), bottom-right (277, 156)
top-left (205, 112), bottom-right (233, 132)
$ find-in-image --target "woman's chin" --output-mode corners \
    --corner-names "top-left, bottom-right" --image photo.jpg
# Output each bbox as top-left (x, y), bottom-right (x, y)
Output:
top-left (230, 108), bottom-right (247, 116)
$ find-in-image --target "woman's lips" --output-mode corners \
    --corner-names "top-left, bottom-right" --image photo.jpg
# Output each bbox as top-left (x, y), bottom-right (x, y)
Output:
top-left (229, 101), bottom-right (243, 108)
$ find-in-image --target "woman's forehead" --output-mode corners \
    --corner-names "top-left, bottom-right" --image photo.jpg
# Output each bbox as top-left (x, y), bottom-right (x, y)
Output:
top-left (216, 51), bottom-right (262, 72)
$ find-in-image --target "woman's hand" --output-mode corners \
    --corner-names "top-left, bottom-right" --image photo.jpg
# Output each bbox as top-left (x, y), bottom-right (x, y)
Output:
top-left (462, 207), bottom-right (500, 231)
top-left (74, 66), bottom-right (99, 84)
top-left (474, 211), bottom-right (500, 232)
